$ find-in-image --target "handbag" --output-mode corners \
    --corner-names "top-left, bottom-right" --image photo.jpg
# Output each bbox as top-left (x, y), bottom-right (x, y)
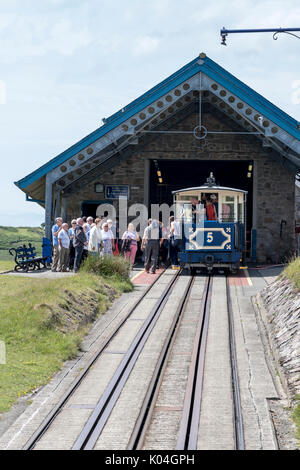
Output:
top-left (121, 238), bottom-right (132, 253)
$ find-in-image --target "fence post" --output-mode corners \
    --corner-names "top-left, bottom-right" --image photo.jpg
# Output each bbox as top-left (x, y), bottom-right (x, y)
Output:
top-left (0, 340), bottom-right (6, 364)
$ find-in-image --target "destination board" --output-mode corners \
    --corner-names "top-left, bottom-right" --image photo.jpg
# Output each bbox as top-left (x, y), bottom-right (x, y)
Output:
top-left (184, 224), bottom-right (234, 251)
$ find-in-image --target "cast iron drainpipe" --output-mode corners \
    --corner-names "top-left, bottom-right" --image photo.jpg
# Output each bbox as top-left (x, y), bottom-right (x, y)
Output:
top-left (277, 220), bottom-right (287, 263)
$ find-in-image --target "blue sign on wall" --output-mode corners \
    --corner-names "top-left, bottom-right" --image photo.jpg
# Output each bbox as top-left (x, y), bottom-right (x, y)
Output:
top-left (105, 185), bottom-right (130, 200)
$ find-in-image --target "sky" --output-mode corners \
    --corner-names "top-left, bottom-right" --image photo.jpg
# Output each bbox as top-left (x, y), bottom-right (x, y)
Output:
top-left (0, 0), bottom-right (299, 226)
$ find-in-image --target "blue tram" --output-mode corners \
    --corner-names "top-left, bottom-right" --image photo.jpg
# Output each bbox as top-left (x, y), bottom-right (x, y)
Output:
top-left (172, 174), bottom-right (247, 273)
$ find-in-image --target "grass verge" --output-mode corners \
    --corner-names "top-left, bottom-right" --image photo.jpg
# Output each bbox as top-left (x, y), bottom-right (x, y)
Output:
top-left (281, 257), bottom-right (300, 291)
top-left (0, 226), bottom-right (44, 262)
top-left (292, 395), bottom-right (300, 445)
top-left (0, 260), bottom-right (133, 415)
top-left (0, 260), bottom-right (14, 272)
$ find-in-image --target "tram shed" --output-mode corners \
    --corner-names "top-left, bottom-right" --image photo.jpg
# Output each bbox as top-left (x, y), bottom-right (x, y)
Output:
top-left (15, 53), bottom-right (300, 263)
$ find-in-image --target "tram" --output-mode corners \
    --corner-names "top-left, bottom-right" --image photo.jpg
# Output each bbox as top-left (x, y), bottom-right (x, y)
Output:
top-left (172, 173), bottom-right (247, 273)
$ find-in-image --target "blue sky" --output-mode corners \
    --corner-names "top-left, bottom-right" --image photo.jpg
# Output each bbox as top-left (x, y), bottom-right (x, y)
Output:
top-left (0, 0), bottom-right (300, 226)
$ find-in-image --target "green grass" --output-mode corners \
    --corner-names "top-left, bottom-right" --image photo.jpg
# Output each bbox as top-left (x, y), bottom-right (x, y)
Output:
top-left (0, 268), bottom-right (133, 415)
top-left (281, 257), bottom-right (300, 291)
top-left (292, 395), bottom-right (300, 444)
top-left (280, 259), bottom-right (300, 444)
top-left (0, 226), bottom-right (44, 261)
top-left (0, 260), bottom-right (14, 272)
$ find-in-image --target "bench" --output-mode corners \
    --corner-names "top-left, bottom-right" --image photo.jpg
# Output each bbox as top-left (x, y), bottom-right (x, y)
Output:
top-left (9, 243), bottom-right (49, 272)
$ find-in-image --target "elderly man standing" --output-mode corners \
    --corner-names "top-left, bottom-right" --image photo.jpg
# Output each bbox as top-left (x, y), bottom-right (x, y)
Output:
top-left (73, 218), bottom-right (88, 273)
top-left (141, 219), bottom-right (161, 274)
top-left (51, 217), bottom-right (63, 272)
top-left (58, 223), bottom-right (70, 272)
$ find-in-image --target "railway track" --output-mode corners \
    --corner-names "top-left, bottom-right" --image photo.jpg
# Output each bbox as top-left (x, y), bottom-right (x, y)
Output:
top-left (72, 270), bottom-right (182, 450)
top-left (24, 268), bottom-right (168, 450)
top-left (24, 269), bottom-right (245, 451)
top-left (128, 274), bottom-right (244, 451)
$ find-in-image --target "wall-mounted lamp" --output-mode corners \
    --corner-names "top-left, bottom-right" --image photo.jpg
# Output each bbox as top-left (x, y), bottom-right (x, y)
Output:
top-left (248, 165), bottom-right (253, 172)
top-left (159, 178), bottom-right (163, 183)
top-left (157, 170), bottom-right (161, 177)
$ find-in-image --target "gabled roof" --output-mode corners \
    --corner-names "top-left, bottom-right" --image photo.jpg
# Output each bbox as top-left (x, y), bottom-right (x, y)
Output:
top-left (15, 53), bottom-right (300, 191)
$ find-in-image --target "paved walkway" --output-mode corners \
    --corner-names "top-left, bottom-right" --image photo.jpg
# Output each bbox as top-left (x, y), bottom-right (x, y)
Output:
top-left (3, 269), bottom-right (76, 279)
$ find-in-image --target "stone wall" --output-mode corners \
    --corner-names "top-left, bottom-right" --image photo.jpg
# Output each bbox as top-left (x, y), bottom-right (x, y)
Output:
top-left (260, 277), bottom-right (300, 397)
top-left (64, 108), bottom-right (295, 262)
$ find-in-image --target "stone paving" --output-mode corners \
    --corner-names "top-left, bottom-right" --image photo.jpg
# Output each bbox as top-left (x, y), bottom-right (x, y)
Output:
top-left (2, 268), bottom-right (75, 279)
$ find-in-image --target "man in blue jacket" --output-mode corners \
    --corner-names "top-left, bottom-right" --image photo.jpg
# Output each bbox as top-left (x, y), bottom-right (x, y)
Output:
top-left (51, 217), bottom-right (63, 272)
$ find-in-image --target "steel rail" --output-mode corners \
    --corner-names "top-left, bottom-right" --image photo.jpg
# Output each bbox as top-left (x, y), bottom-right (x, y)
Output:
top-left (226, 276), bottom-right (245, 450)
top-left (24, 268), bottom-right (167, 450)
top-left (176, 275), bottom-right (212, 450)
top-left (72, 270), bottom-right (182, 450)
top-left (127, 275), bottom-right (195, 450)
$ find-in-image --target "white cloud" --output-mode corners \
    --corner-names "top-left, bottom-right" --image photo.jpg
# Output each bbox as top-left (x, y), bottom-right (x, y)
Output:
top-left (132, 35), bottom-right (160, 56)
top-left (48, 19), bottom-right (93, 56)
top-left (0, 81), bottom-right (7, 104)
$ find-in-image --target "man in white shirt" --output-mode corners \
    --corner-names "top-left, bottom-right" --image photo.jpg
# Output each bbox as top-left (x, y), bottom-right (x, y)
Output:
top-left (58, 223), bottom-right (70, 272)
top-left (141, 219), bottom-right (161, 274)
top-left (168, 216), bottom-right (181, 269)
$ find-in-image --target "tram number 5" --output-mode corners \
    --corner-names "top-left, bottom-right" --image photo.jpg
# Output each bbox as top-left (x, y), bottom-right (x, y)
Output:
top-left (207, 232), bottom-right (214, 243)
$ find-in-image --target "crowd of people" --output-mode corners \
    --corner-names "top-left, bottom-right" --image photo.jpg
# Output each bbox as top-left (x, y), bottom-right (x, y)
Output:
top-left (51, 195), bottom-right (222, 274)
top-left (51, 215), bottom-right (182, 274)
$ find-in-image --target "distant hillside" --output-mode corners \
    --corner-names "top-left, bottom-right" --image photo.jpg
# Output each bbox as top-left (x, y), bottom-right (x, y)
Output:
top-left (0, 226), bottom-right (44, 261)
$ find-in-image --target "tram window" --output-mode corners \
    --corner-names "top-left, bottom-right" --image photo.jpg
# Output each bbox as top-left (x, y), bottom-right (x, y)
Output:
top-left (201, 193), bottom-right (219, 220)
top-left (176, 194), bottom-right (198, 202)
top-left (221, 196), bottom-right (235, 222)
top-left (237, 196), bottom-right (244, 223)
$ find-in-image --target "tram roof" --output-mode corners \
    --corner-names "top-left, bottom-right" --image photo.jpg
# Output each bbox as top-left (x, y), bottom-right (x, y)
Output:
top-left (172, 185), bottom-right (248, 195)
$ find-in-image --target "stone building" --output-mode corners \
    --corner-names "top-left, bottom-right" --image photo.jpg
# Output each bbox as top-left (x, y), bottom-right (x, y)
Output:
top-left (15, 53), bottom-right (300, 263)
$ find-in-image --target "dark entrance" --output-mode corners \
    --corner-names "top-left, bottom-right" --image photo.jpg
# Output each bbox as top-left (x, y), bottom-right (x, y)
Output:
top-left (81, 201), bottom-right (108, 219)
top-left (149, 159), bottom-right (253, 258)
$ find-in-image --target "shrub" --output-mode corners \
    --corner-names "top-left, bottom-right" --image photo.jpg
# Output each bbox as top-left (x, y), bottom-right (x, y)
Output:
top-left (81, 254), bottom-right (131, 281)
